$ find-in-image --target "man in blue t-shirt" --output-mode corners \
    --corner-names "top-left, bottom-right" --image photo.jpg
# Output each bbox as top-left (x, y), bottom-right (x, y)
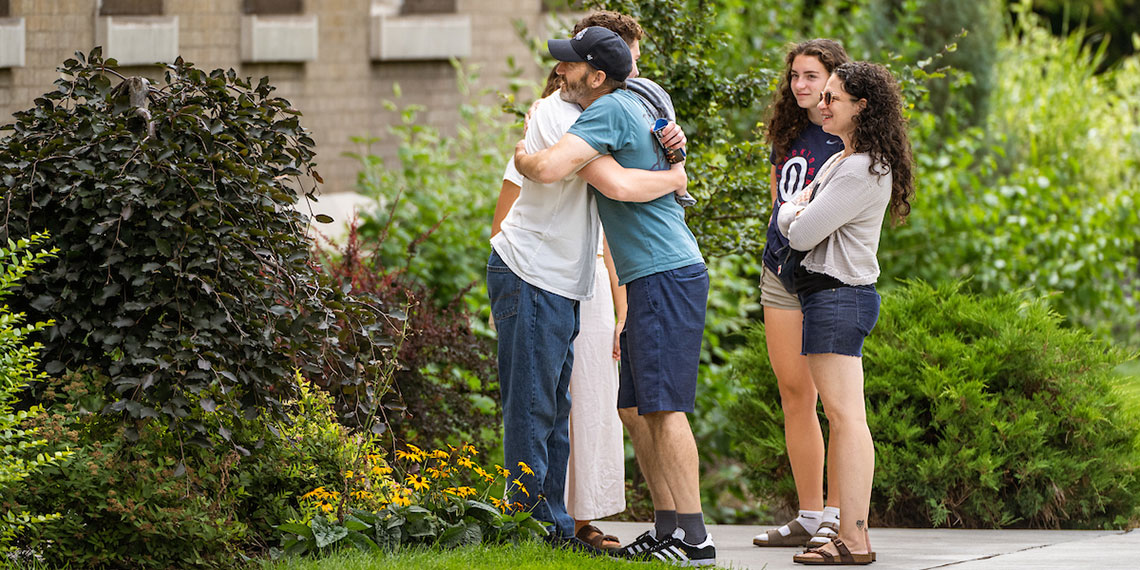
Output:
top-left (515, 28), bottom-right (715, 567)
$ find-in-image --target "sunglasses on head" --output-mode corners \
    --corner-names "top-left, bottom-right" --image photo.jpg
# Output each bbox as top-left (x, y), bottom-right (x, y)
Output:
top-left (819, 91), bottom-right (852, 105)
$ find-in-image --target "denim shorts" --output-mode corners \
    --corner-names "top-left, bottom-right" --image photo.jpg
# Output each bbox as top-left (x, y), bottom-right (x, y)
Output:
top-left (799, 284), bottom-right (880, 357)
top-left (617, 263), bottom-right (709, 414)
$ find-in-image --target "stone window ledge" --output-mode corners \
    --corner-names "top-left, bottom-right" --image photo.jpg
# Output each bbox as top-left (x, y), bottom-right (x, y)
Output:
top-left (369, 11), bottom-right (470, 62)
top-left (95, 16), bottom-right (179, 66)
top-left (0, 17), bottom-right (25, 68)
top-left (241, 14), bottom-right (318, 63)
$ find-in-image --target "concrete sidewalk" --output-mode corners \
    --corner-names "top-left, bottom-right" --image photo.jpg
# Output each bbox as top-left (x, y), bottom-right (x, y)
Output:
top-left (602, 521), bottom-right (1138, 569)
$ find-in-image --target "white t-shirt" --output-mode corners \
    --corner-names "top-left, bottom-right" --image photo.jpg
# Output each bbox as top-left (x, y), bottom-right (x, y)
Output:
top-left (491, 90), bottom-right (601, 301)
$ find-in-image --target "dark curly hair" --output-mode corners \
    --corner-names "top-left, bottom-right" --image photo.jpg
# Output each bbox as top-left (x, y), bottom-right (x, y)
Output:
top-left (835, 61), bottom-right (915, 225)
top-left (765, 39), bottom-right (850, 160)
top-left (540, 11), bottom-right (644, 97)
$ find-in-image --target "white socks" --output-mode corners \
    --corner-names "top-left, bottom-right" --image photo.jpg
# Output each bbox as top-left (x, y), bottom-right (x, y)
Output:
top-left (794, 509), bottom-right (823, 535)
top-left (821, 506), bottom-right (840, 529)
top-left (806, 506), bottom-right (841, 546)
top-left (758, 509), bottom-right (820, 541)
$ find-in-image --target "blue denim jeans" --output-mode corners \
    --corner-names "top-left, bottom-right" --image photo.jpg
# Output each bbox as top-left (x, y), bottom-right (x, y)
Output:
top-left (486, 249), bottom-right (578, 538)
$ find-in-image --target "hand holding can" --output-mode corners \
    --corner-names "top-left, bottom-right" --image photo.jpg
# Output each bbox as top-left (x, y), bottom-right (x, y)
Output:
top-left (653, 118), bottom-right (686, 164)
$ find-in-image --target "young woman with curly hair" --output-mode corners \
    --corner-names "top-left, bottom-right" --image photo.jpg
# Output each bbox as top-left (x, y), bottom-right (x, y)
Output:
top-left (752, 39), bottom-right (850, 551)
top-left (778, 61), bottom-right (914, 565)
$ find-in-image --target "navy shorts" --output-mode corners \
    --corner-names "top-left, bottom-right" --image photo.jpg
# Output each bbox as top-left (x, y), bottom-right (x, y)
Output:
top-left (617, 263), bottom-right (709, 414)
top-left (799, 284), bottom-right (880, 357)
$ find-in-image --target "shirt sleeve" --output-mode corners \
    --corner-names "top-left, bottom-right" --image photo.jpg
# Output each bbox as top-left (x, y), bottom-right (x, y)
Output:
top-left (782, 170), bottom-right (876, 251)
top-left (567, 96), bottom-right (629, 155)
top-left (526, 93), bottom-right (600, 177)
top-left (502, 157), bottom-right (523, 186)
top-left (527, 96), bottom-right (577, 151)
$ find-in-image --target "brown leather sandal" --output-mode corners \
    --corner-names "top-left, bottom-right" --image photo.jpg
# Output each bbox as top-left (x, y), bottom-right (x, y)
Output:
top-left (806, 520), bottom-right (839, 547)
top-left (792, 537), bottom-right (875, 565)
top-left (576, 524), bottom-right (621, 550)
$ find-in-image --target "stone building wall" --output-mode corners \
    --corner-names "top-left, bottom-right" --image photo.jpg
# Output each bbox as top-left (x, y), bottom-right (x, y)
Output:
top-left (0, 0), bottom-right (572, 211)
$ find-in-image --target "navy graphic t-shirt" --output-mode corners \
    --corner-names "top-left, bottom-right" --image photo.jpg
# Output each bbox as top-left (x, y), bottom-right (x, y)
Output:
top-left (761, 122), bottom-right (843, 271)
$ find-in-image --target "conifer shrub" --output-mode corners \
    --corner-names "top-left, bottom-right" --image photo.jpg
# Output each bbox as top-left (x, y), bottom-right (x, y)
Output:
top-left (728, 280), bottom-right (1140, 528)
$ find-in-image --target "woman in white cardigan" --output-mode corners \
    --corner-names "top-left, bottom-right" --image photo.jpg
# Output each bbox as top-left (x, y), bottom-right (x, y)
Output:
top-left (778, 61), bottom-right (914, 566)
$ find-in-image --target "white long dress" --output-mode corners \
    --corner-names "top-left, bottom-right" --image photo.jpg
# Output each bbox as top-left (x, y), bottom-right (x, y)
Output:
top-left (564, 238), bottom-right (626, 521)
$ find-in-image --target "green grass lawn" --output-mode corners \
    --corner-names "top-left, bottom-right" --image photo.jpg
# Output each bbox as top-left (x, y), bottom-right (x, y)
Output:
top-left (255, 541), bottom-right (650, 570)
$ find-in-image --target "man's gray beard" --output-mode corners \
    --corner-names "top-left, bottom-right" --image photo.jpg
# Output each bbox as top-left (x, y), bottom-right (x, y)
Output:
top-left (558, 87), bottom-right (580, 104)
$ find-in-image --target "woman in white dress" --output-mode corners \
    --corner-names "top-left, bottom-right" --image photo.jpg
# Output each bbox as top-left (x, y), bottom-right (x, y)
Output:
top-left (564, 231), bottom-right (626, 548)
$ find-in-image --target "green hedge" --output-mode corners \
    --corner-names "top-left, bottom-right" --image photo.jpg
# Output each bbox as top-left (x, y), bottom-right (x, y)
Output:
top-left (728, 280), bottom-right (1140, 528)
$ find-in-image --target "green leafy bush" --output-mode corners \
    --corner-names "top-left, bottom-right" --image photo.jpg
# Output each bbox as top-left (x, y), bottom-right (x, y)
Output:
top-left (0, 234), bottom-right (71, 552)
top-left (692, 255), bottom-right (765, 523)
top-left (864, 0), bottom-right (1002, 133)
top-left (884, 10), bottom-right (1140, 346)
top-left (728, 280), bottom-right (1140, 528)
top-left (6, 367), bottom-right (380, 568)
top-left (0, 49), bottom-right (392, 438)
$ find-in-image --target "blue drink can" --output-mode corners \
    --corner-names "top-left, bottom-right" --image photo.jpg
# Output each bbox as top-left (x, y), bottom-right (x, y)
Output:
top-left (653, 118), bottom-right (686, 164)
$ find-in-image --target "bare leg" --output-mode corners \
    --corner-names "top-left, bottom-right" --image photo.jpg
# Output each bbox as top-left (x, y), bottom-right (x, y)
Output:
top-left (619, 406), bottom-right (675, 511)
top-left (808, 353), bottom-right (873, 555)
top-left (764, 306), bottom-right (828, 512)
top-left (642, 411), bottom-right (701, 513)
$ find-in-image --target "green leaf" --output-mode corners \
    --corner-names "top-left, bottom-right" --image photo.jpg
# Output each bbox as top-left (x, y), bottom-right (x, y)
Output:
top-left (439, 520), bottom-right (482, 549)
top-left (344, 531), bottom-right (381, 552)
top-left (311, 517), bottom-right (349, 549)
top-left (464, 500), bottom-right (500, 524)
top-left (342, 515), bottom-right (371, 532)
top-left (276, 522), bottom-right (313, 539)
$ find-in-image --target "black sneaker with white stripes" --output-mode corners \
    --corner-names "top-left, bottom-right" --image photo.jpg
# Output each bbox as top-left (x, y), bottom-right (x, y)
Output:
top-left (618, 529), bottom-right (662, 557)
top-left (645, 528), bottom-right (716, 566)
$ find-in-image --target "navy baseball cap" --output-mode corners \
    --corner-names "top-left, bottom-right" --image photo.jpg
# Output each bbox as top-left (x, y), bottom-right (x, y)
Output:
top-left (547, 26), bottom-right (633, 83)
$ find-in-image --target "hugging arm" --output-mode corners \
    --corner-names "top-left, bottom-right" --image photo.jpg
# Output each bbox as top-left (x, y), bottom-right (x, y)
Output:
top-left (579, 157), bottom-right (686, 202)
top-left (514, 133), bottom-right (598, 184)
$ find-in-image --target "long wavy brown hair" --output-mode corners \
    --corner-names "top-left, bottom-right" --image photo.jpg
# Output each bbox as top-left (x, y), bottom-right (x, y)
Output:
top-left (835, 61), bottom-right (915, 225)
top-left (540, 11), bottom-right (644, 97)
top-left (765, 39), bottom-right (850, 160)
